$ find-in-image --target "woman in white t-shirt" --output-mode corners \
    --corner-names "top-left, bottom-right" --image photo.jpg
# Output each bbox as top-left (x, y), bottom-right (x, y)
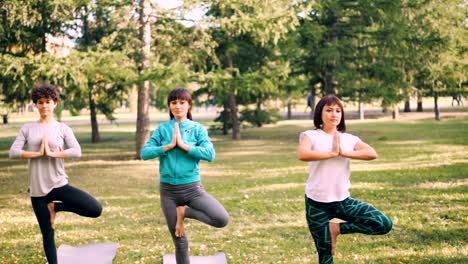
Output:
top-left (298, 95), bottom-right (392, 264)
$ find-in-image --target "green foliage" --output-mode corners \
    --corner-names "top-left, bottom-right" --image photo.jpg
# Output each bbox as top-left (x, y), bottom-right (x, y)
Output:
top-left (0, 0), bottom-right (74, 55)
top-left (210, 109), bottom-right (233, 132)
top-left (240, 108), bottom-right (280, 127)
top-left (0, 0), bottom-right (466, 126)
top-left (0, 54), bottom-right (35, 108)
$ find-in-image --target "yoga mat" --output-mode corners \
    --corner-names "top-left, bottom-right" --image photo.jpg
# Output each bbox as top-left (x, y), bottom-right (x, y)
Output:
top-left (55, 243), bottom-right (119, 264)
top-left (163, 252), bottom-right (227, 264)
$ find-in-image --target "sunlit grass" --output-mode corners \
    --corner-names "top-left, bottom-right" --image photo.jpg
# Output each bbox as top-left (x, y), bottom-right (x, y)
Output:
top-left (0, 116), bottom-right (467, 263)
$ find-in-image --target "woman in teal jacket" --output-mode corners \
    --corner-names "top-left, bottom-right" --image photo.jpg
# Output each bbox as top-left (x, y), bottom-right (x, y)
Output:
top-left (141, 88), bottom-right (229, 264)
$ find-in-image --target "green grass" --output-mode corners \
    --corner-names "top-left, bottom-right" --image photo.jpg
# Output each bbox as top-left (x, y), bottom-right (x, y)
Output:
top-left (0, 116), bottom-right (467, 263)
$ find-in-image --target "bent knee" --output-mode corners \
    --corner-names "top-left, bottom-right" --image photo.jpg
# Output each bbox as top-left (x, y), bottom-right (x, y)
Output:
top-left (213, 214), bottom-right (229, 228)
top-left (90, 204), bottom-right (103, 218)
top-left (379, 216), bottom-right (393, 234)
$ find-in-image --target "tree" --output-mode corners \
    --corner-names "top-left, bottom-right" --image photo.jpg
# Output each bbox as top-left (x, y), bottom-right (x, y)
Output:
top-left (204, 0), bottom-right (304, 139)
top-left (425, 0), bottom-right (467, 120)
top-left (64, 0), bottom-right (137, 142)
top-left (400, 0), bottom-right (466, 120)
top-left (300, 0), bottom-right (408, 118)
top-left (0, 0), bottom-right (74, 120)
top-left (135, 0), bottom-right (152, 158)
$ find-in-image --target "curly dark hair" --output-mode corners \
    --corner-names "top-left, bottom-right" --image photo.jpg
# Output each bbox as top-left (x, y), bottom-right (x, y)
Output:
top-left (31, 84), bottom-right (60, 104)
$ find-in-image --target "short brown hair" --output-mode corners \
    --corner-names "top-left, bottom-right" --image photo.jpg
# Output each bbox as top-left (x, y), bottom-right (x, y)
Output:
top-left (313, 95), bottom-right (346, 132)
top-left (31, 84), bottom-right (60, 104)
top-left (167, 88), bottom-right (193, 120)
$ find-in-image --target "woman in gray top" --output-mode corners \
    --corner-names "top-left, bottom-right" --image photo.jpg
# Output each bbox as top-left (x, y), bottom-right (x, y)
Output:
top-left (9, 84), bottom-right (102, 264)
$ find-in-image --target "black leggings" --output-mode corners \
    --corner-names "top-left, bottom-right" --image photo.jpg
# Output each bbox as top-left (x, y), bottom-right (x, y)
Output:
top-left (31, 184), bottom-right (102, 264)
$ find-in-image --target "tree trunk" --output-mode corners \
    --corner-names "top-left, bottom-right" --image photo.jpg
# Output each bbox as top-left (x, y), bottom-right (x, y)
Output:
top-left (324, 73), bottom-right (336, 95)
top-left (229, 93), bottom-right (240, 140)
top-left (222, 102), bottom-right (229, 135)
top-left (392, 104), bottom-right (399, 120)
top-left (135, 0), bottom-right (152, 159)
top-left (256, 100), bottom-right (262, 127)
top-left (39, 1), bottom-right (48, 53)
top-left (434, 92), bottom-right (440, 121)
top-left (227, 54), bottom-right (240, 140)
top-left (417, 91), bottom-right (423, 112)
top-left (358, 90), bottom-right (364, 120)
top-left (324, 11), bottom-right (338, 95)
top-left (358, 100), bottom-right (365, 120)
top-left (89, 88), bottom-right (100, 143)
top-left (2, 114), bottom-right (8, 125)
top-left (309, 85), bottom-right (315, 119)
top-left (287, 85), bottom-right (291, 120)
top-left (82, 4), bottom-right (100, 143)
top-left (82, 5), bottom-right (90, 46)
top-left (404, 98), bottom-right (411, 112)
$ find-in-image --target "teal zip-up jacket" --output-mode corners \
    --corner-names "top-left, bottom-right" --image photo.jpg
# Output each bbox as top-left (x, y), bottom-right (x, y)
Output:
top-left (141, 119), bottom-right (215, 185)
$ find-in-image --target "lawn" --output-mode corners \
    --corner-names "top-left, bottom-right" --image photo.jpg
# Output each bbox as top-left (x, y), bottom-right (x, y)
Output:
top-left (0, 116), bottom-right (467, 263)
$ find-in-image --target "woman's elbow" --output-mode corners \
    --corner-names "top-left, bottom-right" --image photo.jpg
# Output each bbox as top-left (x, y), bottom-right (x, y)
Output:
top-left (67, 148), bottom-right (81, 158)
top-left (297, 151), bottom-right (307, 161)
top-left (206, 152), bottom-right (215, 162)
top-left (368, 151), bottom-right (378, 160)
top-left (8, 151), bottom-right (17, 159)
top-left (141, 151), bottom-right (150, 160)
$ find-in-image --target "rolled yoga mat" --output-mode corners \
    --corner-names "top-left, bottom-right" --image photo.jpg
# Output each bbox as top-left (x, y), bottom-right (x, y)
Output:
top-left (55, 243), bottom-right (119, 264)
top-left (163, 252), bottom-right (227, 264)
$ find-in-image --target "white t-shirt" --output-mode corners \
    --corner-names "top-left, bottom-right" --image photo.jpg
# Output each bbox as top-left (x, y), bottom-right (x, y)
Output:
top-left (300, 129), bottom-right (360, 202)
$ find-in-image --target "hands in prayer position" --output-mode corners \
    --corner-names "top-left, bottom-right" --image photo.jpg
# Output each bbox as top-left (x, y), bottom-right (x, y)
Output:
top-left (164, 122), bottom-right (190, 152)
top-left (23, 135), bottom-right (65, 159)
top-left (331, 132), bottom-right (341, 157)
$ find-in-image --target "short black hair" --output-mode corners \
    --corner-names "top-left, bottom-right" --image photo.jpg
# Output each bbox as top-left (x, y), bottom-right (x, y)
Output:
top-left (167, 88), bottom-right (193, 120)
top-left (313, 94), bottom-right (346, 132)
top-left (31, 84), bottom-right (60, 104)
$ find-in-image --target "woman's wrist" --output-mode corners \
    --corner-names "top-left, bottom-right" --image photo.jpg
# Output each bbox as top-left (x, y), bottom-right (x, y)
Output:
top-left (46, 151), bottom-right (56, 158)
top-left (178, 143), bottom-right (190, 152)
top-left (340, 151), bottom-right (350, 158)
top-left (164, 144), bottom-right (174, 152)
top-left (21, 151), bottom-right (43, 159)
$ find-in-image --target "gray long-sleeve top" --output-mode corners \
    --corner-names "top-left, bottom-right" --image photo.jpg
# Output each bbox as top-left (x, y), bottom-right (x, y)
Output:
top-left (9, 121), bottom-right (81, 197)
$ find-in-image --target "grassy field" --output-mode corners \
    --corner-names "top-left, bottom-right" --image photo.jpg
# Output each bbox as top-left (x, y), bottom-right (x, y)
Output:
top-left (0, 116), bottom-right (467, 264)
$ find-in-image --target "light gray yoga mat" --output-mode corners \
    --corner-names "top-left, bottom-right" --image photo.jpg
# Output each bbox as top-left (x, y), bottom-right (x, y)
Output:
top-left (163, 252), bottom-right (227, 264)
top-left (55, 243), bottom-right (119, 264)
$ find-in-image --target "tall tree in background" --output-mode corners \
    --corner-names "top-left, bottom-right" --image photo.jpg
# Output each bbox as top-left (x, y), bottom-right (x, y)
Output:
top-left (135, 0), bottom-right (152, 158)
top-left (68, 0), bottom-right (136, 142)
top-left (301, 0), bottom-right (406, 116)
top-left (205, 0), bottom-right (304, 139)
top-left (424, 0), bottom-right (467, 120)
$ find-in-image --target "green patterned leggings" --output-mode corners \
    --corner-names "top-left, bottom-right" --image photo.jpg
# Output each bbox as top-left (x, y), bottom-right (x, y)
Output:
top-left (305, 196), bottom-right (392, 264)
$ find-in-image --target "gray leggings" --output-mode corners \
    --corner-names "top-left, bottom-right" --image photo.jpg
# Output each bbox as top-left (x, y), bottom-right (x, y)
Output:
top-left (160, 182), bottom-right (229, 264)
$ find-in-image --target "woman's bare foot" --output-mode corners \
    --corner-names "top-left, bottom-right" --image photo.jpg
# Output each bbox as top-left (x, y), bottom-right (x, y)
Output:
top-left (329, 221), bottom-right (340, 255)
top-left (47, 202), bottom-right (56, 229)
top-left (175, 206), bottom-right (185, 237)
